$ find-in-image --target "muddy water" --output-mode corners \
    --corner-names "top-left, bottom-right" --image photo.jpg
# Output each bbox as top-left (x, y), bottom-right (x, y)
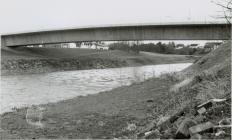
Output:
top-left (1, 63), bottom-right (192, 113)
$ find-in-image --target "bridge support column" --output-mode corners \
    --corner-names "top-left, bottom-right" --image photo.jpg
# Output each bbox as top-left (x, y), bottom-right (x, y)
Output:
top-left (1, 37), bottom-right (6, 48)
top-left (0, 37), bottom-right (12, 51)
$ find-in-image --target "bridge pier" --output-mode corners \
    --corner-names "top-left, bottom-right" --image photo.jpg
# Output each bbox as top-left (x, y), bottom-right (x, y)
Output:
top-left (1, 37), bottom-right (5, 48)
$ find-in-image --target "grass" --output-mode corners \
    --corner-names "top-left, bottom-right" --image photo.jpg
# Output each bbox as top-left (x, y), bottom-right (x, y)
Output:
top-left (196, 77), bottom-right (230, 101)
top-left (182, 41), bottom-right (231, 76)
top-left (1, 47), bottom-right (101, 60)
top-left (154, 41), bottom-right (231, 124)
top-left (0, 76), bottom-right (177, 139)
top-left (146, 53), bottom-right (231, 138)
top-left (170, 77), bottom-right (193, 92)
top-left (2, 47), bottom-right (195, 64)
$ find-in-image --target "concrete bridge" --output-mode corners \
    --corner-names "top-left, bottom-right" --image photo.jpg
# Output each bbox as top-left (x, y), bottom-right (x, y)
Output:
top-left (1, 22), bottom-right (231, 47)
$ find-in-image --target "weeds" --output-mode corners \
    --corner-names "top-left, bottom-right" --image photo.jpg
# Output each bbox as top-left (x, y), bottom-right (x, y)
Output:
top-left (157, 49), bottom-right (231, 119)
top-left (170, 77), bottom-right (194, 92)
top-left (195, 76), bottom-right (230, 102)
top-left (159, 72), bottom-right (180, 82)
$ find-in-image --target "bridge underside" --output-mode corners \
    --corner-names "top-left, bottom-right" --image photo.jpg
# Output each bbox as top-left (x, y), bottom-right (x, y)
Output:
top-left (1, 23), bottom-right (231, 47)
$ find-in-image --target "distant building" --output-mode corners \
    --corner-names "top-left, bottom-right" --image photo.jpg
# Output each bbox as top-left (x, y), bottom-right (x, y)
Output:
top-left (37, 42), bottom-right (108, 49)
top-left (61, 43), bottom-right (70, 48)
top-left (40, 43), bottom-right (76, 48)
top-left (204, 42), bottom-right (222, 50)
top-left (95, 44), bottom-right (109, 50)
top-left (79, 42), bottom-right (97, 49)
top-left (189, 44), bottom-right (199, 48)
top-left (79, 42), bottom-right (109, 50)
top-left (198, 46), bottom-right (204, 49)
top-left (176, 44), bottom-right (185, 49)
top-left (41, 44), bottom-right (61, 48)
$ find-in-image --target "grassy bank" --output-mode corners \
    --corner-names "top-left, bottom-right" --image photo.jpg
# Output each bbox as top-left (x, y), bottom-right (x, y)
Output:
top-left (1, 47), bottom-right (195, 75)
top-left (0, 77), bottom-right (177, 139)
top-left (152, 42), bottom-right (231, 139)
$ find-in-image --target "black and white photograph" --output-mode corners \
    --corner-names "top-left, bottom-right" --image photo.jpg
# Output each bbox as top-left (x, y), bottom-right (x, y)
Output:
top-left (0, 0), bottom-right (231, 139)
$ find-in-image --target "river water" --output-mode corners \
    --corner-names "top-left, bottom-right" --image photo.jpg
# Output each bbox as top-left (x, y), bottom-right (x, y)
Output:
top-left (1, 63), bottom-right (192, 113)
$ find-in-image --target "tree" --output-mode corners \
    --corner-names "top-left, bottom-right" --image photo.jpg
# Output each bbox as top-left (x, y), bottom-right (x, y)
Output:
top-left (212, 0), bottom-right (232, 24)
top-left (75, 42), bottom-right (82, 48)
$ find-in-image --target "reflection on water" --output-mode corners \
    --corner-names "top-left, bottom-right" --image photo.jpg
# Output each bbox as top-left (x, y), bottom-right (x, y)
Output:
top-left (1, 63), bottom-right (192, 113)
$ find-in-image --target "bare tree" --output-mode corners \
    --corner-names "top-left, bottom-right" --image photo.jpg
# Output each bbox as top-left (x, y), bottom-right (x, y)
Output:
top-left (212, 0), bottom-right (232, 23)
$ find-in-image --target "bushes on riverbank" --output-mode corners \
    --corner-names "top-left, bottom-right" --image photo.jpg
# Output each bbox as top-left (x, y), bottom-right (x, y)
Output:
top-left (109, 42), bottom-right (210, 55)
top-left (1, 58), bottom-right (127, 75)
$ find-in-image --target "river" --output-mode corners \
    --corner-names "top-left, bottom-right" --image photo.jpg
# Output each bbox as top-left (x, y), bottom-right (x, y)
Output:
top-left (1, 63), bottom-right (192, 113)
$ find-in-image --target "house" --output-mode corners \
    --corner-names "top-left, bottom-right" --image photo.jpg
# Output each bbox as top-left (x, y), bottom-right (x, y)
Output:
top-left (41, 43), bottom-right (76, 48)
top-left (189, 44), bottom-right (199, 49)
top-left (42, 44), bottom-right (62, 48)
top-left (204, 42), bottom-right (222, 51)
top-left (61, 43), bottom-right (70, 48)
top-left (79, 42), bottom-right (109, 50)
top-left (95, 43), bottom-right (109, 50)
top-left (79, 42), bottom-right (96, 49)
top-left (175, 44), bottom-right (185, 49)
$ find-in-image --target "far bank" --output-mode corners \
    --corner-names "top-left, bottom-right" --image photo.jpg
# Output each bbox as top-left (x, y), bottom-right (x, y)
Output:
top-left (1, 47), bottom-right (196, 75)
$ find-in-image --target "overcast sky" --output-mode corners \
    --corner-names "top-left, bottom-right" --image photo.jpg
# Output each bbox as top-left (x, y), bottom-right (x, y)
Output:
top-left (0, 0), bottom-right (225, 35)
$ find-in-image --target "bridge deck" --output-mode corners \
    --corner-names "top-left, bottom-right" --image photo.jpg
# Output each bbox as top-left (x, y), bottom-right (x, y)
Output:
top-left (1, 22), bottom-right (231, 47)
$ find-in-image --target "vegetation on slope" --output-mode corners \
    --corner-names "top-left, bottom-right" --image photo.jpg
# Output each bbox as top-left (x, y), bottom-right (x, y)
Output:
top-left (150, 41), bottom-right (231, 139)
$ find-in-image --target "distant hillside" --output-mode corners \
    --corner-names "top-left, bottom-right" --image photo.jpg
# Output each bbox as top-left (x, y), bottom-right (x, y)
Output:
top-left (1, 47), bottom-right (101, 60)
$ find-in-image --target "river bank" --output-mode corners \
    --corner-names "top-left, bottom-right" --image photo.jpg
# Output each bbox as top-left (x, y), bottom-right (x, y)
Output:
top-left (1, 63), bottom-right (192, 114)
top-left (1, 47), bottom-right (195, 75)
top-left (0, 76), bottom-right (178, 139)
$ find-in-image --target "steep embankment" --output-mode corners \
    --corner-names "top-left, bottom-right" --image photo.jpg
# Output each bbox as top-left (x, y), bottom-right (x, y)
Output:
top-left (1, 47), bottom-right (194, 75)
top-left (177, 42), bottom-right (231, 103)
top-left (149, 41), bottom-right (231, 139)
